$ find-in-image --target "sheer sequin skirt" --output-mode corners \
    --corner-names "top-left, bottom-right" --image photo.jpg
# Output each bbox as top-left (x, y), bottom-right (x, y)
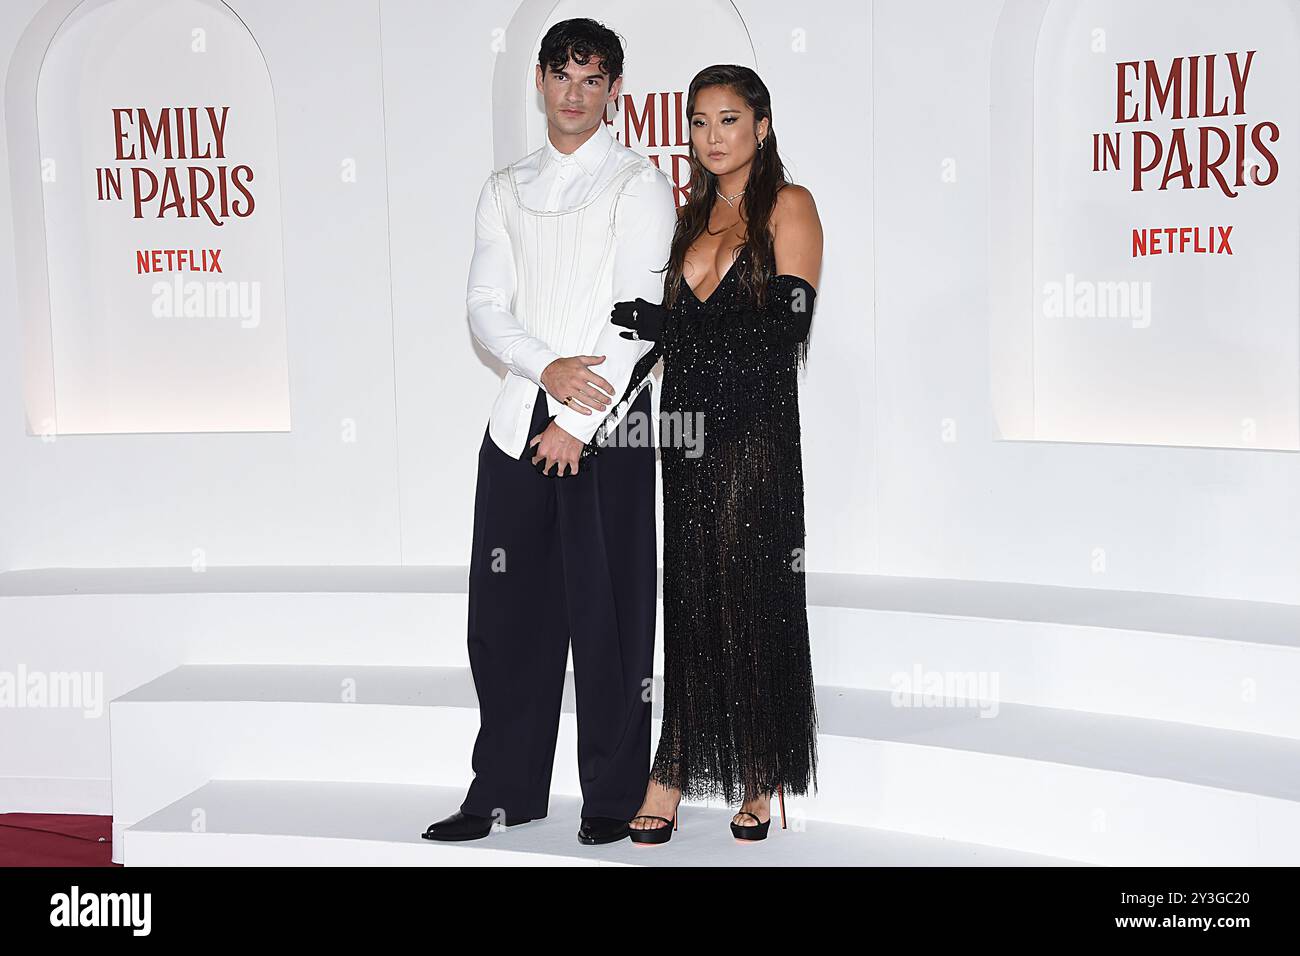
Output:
top-left (650, 409), bottom-right (820, 804)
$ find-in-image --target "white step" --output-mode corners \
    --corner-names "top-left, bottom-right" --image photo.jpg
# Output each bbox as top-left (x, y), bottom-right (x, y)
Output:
top-left (11, 566), bottom-right (1300, 825)
top-left (109, 664), bottom-right (1300, 866)
top-left (808, 574), bottom-right (1300, 739)
top-left (6, 566), bottom-right (1298, 737)
top-left (122, 779), bottom-right (1081, 866)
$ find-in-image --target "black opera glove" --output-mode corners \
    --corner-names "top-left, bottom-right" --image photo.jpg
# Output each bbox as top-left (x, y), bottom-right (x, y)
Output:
top-left (611, 297), bottom-right (672, 342)
top-left (765, 274), bottom-right (818, 344)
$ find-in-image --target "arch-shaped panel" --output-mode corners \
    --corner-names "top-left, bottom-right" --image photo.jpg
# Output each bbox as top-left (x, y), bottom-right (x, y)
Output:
top-left (8, 0), bottom-right (289, 434)
top-left (991, 0), bottom-right (1300, 450)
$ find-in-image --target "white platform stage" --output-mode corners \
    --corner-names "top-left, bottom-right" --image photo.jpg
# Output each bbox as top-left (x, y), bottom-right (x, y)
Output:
top-left (3, 566), bottom-right (1299, 866)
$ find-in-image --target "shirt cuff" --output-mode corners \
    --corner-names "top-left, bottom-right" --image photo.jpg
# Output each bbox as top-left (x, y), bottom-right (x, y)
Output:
top-left (510, 340), bottom-right (562, 392)
top-left (551, 404), bottom-right (601, 445)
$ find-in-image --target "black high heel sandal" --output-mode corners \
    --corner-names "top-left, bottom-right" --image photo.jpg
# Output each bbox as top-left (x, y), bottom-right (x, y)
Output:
top-left (627, 809), bottom-right (679, 845)
top-left (729, 810), bottom-right (769, 841)
top-left (629, 752), bottom-right (684, 845)
top-left (729, 784), bottom-right (787, 842)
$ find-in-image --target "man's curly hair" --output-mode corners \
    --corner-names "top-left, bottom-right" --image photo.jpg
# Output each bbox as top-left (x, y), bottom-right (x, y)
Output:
top-left (537, 18), bottom-right (624, 85)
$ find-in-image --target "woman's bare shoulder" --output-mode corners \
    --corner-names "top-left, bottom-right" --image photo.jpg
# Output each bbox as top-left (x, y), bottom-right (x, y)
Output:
top-left (770, 183), bottom-right (823, 282)
top-left (774, 183), bottom-right (818, 223)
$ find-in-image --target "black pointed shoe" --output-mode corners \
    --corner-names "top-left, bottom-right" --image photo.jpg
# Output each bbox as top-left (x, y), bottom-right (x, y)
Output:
top-left (577, 816), bottom-right (630, 845)
top-left (421, 810), bottom-right (533, 842)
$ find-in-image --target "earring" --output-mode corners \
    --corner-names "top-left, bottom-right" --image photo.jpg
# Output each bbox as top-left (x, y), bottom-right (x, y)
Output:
top-left (757, 137), bottom-right (765, 150)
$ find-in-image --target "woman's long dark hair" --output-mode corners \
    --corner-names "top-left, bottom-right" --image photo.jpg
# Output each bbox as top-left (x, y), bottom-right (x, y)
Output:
top-left (662, 65), bottom-right (790, 315)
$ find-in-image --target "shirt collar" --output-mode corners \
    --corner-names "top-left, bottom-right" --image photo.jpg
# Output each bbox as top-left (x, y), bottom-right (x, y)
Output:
top-left (541, 122), bottom-right (614, 176)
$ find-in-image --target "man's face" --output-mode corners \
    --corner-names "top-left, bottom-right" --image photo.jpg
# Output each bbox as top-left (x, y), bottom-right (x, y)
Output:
top-left (535, 55), bottom-right (621, 135)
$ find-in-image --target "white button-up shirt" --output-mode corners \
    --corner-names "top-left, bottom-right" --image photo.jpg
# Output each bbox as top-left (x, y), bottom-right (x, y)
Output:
top-left (466, 121), bottom-right (677, 456)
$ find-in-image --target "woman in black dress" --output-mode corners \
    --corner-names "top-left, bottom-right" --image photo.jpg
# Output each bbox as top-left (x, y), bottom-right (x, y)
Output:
top-left (609, 64), bottom-right (824, 842)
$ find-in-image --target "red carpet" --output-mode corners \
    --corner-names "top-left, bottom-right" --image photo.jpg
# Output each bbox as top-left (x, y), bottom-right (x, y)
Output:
top-left (0, 813), bottom-right (119, 867)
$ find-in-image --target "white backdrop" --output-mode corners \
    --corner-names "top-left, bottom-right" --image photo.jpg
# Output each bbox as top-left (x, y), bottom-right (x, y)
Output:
top-left (0, 0), bottom-right (1297, 604)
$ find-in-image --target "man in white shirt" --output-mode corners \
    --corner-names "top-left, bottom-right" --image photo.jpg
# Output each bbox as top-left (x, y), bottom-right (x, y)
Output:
top-left (422, 18), bottom-right (676, 847)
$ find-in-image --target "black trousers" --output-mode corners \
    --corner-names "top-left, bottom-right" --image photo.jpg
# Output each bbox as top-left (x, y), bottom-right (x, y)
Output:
top-left (461, 385), bottom-right (656, 821)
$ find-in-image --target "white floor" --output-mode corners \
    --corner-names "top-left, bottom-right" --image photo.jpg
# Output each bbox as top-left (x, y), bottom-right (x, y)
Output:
top-left (124, 780), bottom-right (1080, 867)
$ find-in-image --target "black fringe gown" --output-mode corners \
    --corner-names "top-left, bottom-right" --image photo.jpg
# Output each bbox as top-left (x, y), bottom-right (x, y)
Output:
top-left (647, 243), bottom-right (819, 805)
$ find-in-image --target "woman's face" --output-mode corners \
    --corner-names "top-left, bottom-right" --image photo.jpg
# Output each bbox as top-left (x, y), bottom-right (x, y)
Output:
top-left (690, 84), bottom-right (768, 177)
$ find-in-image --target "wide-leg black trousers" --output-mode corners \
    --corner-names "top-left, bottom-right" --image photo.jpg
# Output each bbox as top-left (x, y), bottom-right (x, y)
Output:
top-left (461, 385), bottom-right (656, 821)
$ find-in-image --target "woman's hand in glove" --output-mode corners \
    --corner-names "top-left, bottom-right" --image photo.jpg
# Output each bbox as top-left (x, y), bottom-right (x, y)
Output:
top-left (610, 297), bottom-right (672, 342)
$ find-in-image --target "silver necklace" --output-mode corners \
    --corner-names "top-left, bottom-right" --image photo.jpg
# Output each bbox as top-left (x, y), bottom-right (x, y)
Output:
top-left (716, 187), bottom-right (745, 207)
